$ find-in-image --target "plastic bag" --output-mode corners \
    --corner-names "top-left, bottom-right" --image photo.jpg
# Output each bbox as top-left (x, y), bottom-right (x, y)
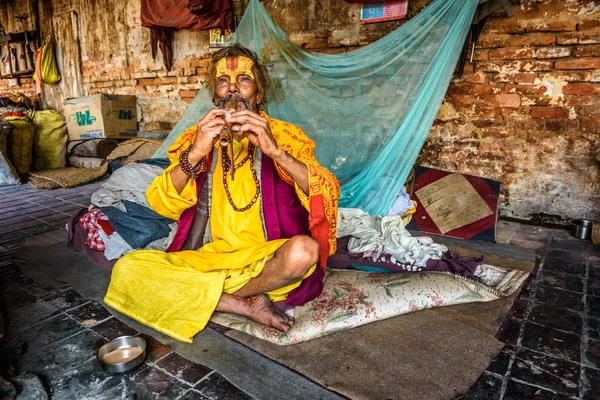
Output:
top-left (33, 36), bottom-right (61, 85)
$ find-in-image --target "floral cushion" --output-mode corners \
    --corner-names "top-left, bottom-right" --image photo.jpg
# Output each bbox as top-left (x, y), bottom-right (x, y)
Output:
top-left (209, 265), bottom-right (529, 345)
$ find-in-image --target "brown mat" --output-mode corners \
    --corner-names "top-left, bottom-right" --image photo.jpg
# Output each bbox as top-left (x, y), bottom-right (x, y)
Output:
top-left (107, 138), bottom-right (163, 162)
top-left (223, 246), bottom-right (535, 400)
top-left (27, 164), bottom-right (108, 189)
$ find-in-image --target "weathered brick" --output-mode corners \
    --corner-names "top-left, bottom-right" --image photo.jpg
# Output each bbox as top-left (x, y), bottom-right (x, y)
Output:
top-left (179, 90), bottom-right (198, 98)
top-left (545, 119), bottom-right (577, 132)
top-left (476, 62), bottom-right (502, 73)
top-left (508, 33), bottom-right (556, 47)
top-left (565, 96), bottom-right (600, 106)
top-left (190, 59), bottom-right (210, 69)
top-left (538, 71), bottom-right (592, 83)
top-left (580, 117), bottom-right (597, 133)
top-left (138, 78), bottom-right (157, 86)
top-left (574, 45), bottom-right (600, 57)
top-left (472, 49), bottom-right (489, 61)
top-left (496, 93), bottom-right (520, 108)
top-left (157, 77), bottom-right (177, 84)
top-left (579, 20), bottom-right (600, 31)
top-left (450, 94), bottom-right (497, 109)
top-left (483, 20), bottom-right (525, 34)
top-left (447, 85), bottom-right (473, 96)
top-left (476, 34), bottom-right (511, 49)
top-left (535, 47), bottom-right (571, 59)
top-left (555, 58), bottom-right (600, 70)
top-left (557, 32), bottom-right (600, 45)
top-left (473, 84), bottom-right (503, 95)
top-left (503, 60), bottom-right (553, 72)
top-left (505, 84), bottom-right (547, 95)
top-left (464, 72), bottom-right (486, 84)
top-left (489, 47), bottom-right (535, 60)
top-left (562, 83), bottom-right (600, 95)
top-left (531, 107), bottom-right (569, 119)
top-left (520, 95), bottom-right (553, 107)
top-left (579, 105), bottom-right (600, 117)
top-left (469, 118), bottom-right (506, 129)
top-left (493, 73), bottom-right (536, 84)
top-left (525, 20), bottom-right (577, 33)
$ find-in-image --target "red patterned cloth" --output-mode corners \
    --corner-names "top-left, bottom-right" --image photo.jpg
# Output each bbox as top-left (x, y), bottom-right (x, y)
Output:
top-left (79, 207), bottom-right (110, 251)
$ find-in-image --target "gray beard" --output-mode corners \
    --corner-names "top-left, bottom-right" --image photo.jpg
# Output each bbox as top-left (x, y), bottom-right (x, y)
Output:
top-left (218, 95), bottom-right (252, 111)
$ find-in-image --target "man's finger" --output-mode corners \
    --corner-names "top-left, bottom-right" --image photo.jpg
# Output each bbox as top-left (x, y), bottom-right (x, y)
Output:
top-left (228, 114), bottom-right (265, 127)
top-left (198, 108), bottom-right (227, 125)
top-left (206, 118), bottom-right (226, 128)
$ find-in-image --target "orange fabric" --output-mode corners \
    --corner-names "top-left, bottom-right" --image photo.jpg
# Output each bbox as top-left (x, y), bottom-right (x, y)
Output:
top-left (166, 112), bottom-right (340, 266)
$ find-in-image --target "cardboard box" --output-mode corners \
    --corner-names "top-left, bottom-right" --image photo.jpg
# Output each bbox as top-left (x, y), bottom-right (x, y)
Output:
top-left (64, 94), bottom-right (138, 140)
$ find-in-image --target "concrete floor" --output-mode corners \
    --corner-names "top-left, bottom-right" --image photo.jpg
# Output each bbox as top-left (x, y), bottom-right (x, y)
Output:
top-left (0, 180), bottom-right (599, 399)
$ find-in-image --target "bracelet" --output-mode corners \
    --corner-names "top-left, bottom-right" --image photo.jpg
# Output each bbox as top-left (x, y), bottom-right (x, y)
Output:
top-left (179, 144), bottom-right (204, 180)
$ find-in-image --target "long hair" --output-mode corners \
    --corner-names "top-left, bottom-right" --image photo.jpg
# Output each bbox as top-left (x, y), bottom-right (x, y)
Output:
top-left (205, 44), bottom-right (271, 110)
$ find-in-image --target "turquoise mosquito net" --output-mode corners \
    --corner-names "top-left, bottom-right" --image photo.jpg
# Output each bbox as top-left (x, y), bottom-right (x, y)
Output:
top-left (154, 0), bottom-right (478, 215)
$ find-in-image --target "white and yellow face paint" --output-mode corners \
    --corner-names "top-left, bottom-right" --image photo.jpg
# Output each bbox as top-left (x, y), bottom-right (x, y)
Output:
top-left (215, 56), bottom-right (255, 84)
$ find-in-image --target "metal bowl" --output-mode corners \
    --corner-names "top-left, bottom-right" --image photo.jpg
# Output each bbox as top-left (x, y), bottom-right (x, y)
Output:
top-left (97, 336), bottom-right (146, 373)
top-left (569, 219), bottom-right (594, 240)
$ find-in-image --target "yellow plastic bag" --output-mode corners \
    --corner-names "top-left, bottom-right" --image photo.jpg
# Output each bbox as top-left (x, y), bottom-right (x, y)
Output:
top-left (33, 34), bottom-right (61, 85)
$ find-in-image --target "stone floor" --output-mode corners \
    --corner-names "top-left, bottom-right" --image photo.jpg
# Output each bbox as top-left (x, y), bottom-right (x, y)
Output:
top-left (0, 180), bottom-right (598, 399)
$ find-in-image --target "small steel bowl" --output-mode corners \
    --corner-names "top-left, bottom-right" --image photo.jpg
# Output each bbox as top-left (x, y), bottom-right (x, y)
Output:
top-left (97, 336), bottom-right (146, 373)
top-left (570, 219), bottom-right (594, 240)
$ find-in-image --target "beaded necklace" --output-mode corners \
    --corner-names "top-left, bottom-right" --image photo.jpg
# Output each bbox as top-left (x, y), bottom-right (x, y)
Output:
top-left (221, 143), bottom-right (260, 212)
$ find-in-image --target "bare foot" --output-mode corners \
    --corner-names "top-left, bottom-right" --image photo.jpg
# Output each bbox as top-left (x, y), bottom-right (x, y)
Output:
top-left (241, 294), bottom-right (294, 332)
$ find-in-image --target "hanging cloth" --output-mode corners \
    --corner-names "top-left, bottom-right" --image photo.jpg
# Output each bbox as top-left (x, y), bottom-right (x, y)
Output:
top-left (154, 0), bottom-right (478, 216)
top-left (141, 0), bottom-right (233, 70)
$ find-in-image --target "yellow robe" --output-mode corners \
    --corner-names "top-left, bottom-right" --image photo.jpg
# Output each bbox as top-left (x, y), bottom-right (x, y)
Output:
top-left (104, 138), bottom-right (315, 342)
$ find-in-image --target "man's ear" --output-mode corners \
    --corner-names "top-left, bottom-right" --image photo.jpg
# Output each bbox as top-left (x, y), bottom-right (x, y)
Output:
top-left (256, 90), bottom-right (264, 107)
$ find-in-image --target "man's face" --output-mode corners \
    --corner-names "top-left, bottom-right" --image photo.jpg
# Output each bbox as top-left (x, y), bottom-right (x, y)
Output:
top-left (214, 56), bottom-right (262, 112)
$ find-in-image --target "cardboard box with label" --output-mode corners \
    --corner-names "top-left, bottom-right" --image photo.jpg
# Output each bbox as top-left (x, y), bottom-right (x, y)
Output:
top-left (64, 94), bottom-right (138, 140)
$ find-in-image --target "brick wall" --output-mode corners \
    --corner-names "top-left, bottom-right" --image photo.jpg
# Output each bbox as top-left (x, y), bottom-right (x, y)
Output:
top-left (422, 1), bottom-right (600, 221)
top-left (1, 0), bottom-right (598, 221)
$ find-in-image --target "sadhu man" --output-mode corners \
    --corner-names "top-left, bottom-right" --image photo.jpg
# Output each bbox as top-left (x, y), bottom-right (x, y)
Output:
top-left (104, 44), bottom-right (340, 342)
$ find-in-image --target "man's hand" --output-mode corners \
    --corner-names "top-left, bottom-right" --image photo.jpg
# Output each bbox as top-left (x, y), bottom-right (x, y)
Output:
top-left (228, 109), bottom-right (309, 194)
top-left (188, 108), bottom-right (228, 165)
top-left (227, 109), bottom-right (284, 160)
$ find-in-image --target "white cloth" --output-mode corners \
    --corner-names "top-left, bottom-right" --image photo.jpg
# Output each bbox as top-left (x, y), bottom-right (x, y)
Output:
top-left (386, 186), bottom-right (415, 216)
top-left (91, 163), bottom-right (165, 212)
top-left (97, 228), bottom-right (133, 261)
top-left (337, 208), bottom-right (447, 267)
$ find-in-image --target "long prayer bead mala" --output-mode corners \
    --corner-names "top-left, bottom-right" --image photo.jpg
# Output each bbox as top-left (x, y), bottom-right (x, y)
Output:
top-left (179, 144), bottom-right (204, 180)
top-left (221, 143), bottom-right (260, 212)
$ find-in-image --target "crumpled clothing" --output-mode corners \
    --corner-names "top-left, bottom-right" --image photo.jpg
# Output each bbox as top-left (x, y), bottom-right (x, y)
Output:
top-left (79, 207), bottom-right (111, 251)
top-left (337, 208), bottom-right (447, 267)
top-left (144, 222), bottom-right (178, 251)
top-left (91, 163), bottom-right (165, 212)
top-left (97, 228), bottom-right (133, 261)
top-left (386, 186), bottom-right (415, 216)
top-left (100, 200), bottom-right (175, 250)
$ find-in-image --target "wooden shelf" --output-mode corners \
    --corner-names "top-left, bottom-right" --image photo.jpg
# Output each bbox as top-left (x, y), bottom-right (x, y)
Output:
top-left (0, 31), bottom-right (38, 80)
top-left (0, 31), bottom-right (37, 46)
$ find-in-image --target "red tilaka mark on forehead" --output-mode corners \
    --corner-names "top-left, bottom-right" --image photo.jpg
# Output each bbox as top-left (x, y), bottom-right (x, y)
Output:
top-left (226, 57), bottom-right (238, 72)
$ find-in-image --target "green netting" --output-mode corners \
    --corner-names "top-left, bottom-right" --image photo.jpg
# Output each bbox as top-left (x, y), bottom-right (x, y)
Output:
top-left (154, 0), bottom-right (478, 215)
